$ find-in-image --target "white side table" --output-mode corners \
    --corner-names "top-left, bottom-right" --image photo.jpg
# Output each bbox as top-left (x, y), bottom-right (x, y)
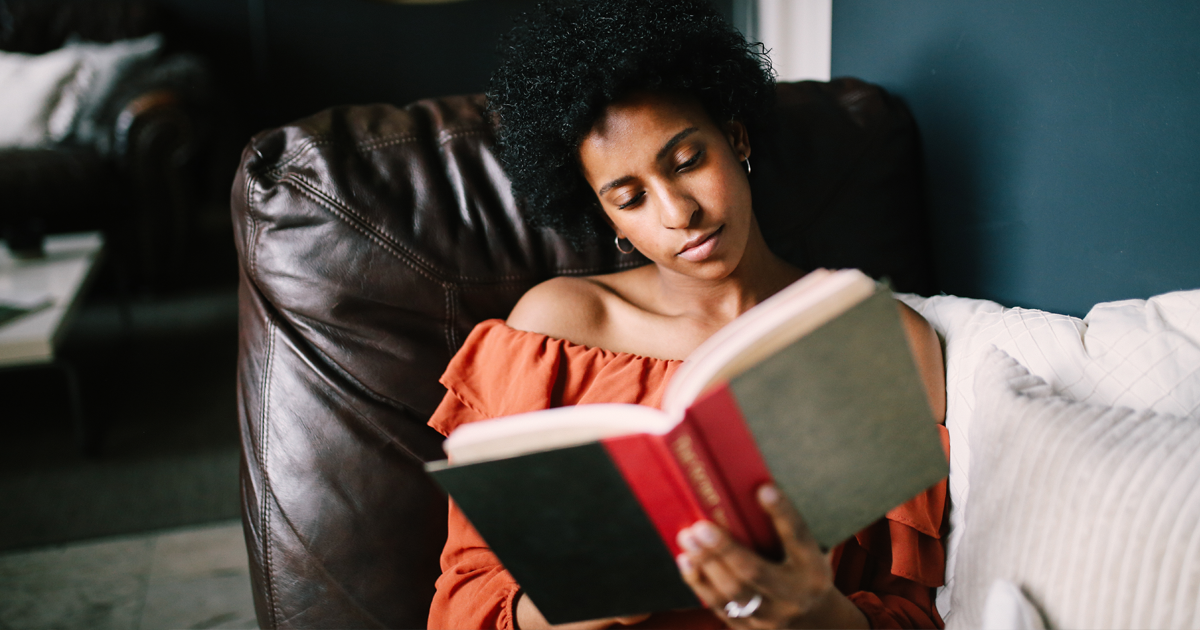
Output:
top-left (0, 232), bottom-right (104, 448)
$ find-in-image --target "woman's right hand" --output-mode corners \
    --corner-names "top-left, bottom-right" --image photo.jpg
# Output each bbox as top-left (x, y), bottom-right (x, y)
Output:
top-left (674, 486), bottom-right (868, 629)
top-left (515, 592), bottom-right (650, 630)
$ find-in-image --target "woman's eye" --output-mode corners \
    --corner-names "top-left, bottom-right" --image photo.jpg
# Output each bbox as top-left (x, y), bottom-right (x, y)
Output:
top-left (676, 150), bottom-right (703, 172)
top-left (617, 192), bottom-right (644, 209)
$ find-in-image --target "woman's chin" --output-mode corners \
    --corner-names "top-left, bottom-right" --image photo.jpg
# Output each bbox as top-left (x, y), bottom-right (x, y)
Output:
top-left (665, 252), bottom-right (746, 282)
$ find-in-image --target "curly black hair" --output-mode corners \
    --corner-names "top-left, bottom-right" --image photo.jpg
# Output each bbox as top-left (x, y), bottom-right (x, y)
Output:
top-left (487, 0), bottom-right (775, 248)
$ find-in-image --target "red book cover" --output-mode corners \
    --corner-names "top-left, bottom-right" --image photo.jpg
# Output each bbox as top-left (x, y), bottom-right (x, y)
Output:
top-left (601, 434), bottom-right (706, 557)
top-left (662, 418), bottom-right (755, 546)
top-left (682, 383), bottom-right (779, 556)
top-left (600, 384), bottom-right (778, 557)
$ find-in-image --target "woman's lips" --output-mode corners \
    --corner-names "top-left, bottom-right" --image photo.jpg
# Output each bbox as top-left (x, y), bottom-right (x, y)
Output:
top-left (677, 226), bottom-right (723, 262)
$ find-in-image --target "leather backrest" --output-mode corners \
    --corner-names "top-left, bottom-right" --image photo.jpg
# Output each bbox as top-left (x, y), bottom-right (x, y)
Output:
top-left (233, 79), bottom-right (934, 629)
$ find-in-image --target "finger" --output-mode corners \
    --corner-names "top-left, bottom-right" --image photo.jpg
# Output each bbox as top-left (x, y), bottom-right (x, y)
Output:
top-left (696, 520), bottom-right (780, 590)
top-left (758, 485), bottom-right (819, 555)
top-left (678, 554), bottom-right (764, 630)
top-left (680, 522), bottom-right (769, 600)
top-left (676, 552), bottom-right (729, 611)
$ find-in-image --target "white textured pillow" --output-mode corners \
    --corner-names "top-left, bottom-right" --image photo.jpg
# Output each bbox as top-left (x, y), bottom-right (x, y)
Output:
top-left (946, 347), bottom-right (1200, 630)
top-left (0, 34), bottom-right (162, 149)
top-left (54, 34), bottom-right (162, 146)
top-left (981, 580), bottom-right (1046, 630)
top-left (0, 46), bottom-right (83, 147)
top-left (898, 289), bottom-right (1200, 617)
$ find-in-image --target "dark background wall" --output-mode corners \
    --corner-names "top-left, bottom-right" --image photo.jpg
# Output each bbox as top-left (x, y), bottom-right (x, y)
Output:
top-left (832, 1), bottom-right (1200, 316)
top-left (157, 0), bottom-right (734, 135)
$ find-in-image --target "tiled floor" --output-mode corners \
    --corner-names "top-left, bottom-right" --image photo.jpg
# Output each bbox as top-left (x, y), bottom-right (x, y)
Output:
top-left (0, 520), bottom-right (256, 630)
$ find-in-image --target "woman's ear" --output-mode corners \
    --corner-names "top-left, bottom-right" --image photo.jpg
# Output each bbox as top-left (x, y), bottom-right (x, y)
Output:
top-left (598, 210), bottom-right (622, 239)
top-left (723, 120), bottom-right (751, 162)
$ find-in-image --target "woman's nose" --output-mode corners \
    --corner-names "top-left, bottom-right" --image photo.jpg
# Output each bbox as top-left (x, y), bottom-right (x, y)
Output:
top-left (659, 186), bottom-right (700, 229)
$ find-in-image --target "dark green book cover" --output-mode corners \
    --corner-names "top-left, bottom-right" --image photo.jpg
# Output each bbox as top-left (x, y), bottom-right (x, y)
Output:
top-left (428, 444), bottom-right (699, 623)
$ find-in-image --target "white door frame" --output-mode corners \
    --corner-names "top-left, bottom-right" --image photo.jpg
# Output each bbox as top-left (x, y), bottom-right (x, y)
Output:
top-left (747, 0), bottom-right (832, 82)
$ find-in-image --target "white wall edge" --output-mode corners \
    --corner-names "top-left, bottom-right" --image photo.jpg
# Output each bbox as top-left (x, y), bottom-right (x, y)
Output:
top-left (756, 0), bottom-right (832, 82)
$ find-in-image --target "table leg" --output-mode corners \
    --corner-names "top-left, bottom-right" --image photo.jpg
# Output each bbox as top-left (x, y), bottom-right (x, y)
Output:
top-left (55, 359), bottom-right (95, 454)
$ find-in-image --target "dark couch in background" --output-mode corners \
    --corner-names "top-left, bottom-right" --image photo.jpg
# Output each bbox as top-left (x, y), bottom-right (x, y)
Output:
top-left (0, 0), bottom-right (213, 291)
top-left (232, 79), bottom-right (934, 628)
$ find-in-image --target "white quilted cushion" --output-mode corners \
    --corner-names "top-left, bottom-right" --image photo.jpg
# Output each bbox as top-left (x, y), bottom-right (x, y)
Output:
top-left (0, 34), bottom-right (161, 149)
top-left (0, 46), bottom-right (83, 147)
top-left (55, 34), bottom-right (162, 148)
top-left (897, 289), bottom-right (1200, 619)
top-left (947, 347), bottom-right (1200, 630)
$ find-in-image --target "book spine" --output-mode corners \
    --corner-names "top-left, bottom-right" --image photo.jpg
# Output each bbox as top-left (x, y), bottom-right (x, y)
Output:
top-left (682, 383), bottom-right (780, 557)
top-left (601, 434), bottom-right (708, 557)
top-left (663, 421), bottom-right (755, 547)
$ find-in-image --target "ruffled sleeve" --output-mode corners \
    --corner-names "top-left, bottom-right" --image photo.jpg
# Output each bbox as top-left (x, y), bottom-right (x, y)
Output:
top-left (429, 319), bottom-right (681, 437)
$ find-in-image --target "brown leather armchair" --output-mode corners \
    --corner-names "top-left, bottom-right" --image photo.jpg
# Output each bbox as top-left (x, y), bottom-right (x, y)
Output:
top-left (233, 79), bottom-right (935, 629)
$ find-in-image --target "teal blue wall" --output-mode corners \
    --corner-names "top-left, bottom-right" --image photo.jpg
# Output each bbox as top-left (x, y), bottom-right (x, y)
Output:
top-left (832, 1), bottom-right (1200, 315)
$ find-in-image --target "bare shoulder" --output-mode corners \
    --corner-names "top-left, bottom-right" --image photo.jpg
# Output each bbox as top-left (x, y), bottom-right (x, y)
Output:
top-left (896, 301), bottom-right (938, 349)
top-left (506, 276), bottom-right (610, 346)
top-left (896, 301), bottom-right (946, 424)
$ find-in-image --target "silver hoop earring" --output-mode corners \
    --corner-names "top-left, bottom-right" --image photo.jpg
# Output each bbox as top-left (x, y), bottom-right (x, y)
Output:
top-left (615, 235), bottom-right (635, 254)
top-left (743, 157), bottom-right (752, 175)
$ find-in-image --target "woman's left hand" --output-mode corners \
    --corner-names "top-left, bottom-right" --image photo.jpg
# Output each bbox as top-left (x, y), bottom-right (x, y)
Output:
top-left (675, 485), bottom-right (869, 629)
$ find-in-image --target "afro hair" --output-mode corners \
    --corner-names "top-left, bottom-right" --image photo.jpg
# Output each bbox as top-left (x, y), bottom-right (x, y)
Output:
top-left (487, 0), bottom-right (775, 248)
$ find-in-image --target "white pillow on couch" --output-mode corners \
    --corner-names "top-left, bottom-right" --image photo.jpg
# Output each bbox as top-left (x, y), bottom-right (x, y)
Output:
top-left (947, 347), bottom-right (1200, 630)
top-left (0, 45), bottom-right (83, 147)
top-left (899, 289), bottom-right (1200, 617)
top-left (0, 34), bottom-right (161, 149)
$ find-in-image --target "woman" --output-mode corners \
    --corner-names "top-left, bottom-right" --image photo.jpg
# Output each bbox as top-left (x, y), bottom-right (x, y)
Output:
top-left (427, 1), bottom-right (949, 628)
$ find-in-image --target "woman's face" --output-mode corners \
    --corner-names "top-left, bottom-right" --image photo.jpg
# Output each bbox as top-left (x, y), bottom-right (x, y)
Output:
top-left (578, 91), bottom-right (754, 281)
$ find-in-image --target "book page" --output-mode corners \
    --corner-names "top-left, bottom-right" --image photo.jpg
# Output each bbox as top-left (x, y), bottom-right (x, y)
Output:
top-left (442, 404), bottom-right (676, 464)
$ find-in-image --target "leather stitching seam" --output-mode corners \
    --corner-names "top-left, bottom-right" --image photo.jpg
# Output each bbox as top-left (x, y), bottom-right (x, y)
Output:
top-left (283, 171), bottom-right (446, 275)
top-left (266, 123), bottom-right (490, 174)
top-left (259, 317), bottom-right (279, 629)
top-left (269, 129), bottom-right (467, 172)
top-left (278, 172), bottom-right (543, 284)
top-left (268, 133), bottom-right (417, 171)
top-left (245, 172), bottom-right (260, 278)
top-left (278, 173), bottom-right (445, 284)
top-left (263, 163), bottom-right (647, 284)
top-left (436, 128), bottom-right (491, 144)
top-left (275, 172), bottom-right (647, 282)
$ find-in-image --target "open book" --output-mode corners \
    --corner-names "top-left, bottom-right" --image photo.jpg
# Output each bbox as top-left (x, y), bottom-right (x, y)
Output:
top-left (426, 269), bottom-right (948, 623)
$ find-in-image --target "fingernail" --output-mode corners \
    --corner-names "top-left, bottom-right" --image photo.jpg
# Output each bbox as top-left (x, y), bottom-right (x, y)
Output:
top-left (694, 521), bottom-right (720, 546)
top-left (678, 528), bottom-right (700, 553)
top-left (758, 485), bottom-right (780, 505)
top-left (676, 553), bottom-right (692, 573)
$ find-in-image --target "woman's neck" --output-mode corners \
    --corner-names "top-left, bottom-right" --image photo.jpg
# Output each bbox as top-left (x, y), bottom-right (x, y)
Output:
top-left (649, 226), bottom-right (804, 327)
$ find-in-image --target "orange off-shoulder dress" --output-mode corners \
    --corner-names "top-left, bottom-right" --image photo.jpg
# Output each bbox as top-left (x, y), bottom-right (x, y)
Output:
top-left (428, 319), bottom-right (949, 630)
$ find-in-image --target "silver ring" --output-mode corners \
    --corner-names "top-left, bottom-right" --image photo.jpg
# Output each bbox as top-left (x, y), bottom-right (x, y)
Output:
top-left (724, 593), bottom-right (763, 619)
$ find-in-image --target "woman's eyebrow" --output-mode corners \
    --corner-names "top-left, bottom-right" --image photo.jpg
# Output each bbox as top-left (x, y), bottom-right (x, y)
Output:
top-left (656, 127), bottom-right (700, 160)
top-left (598, 175), bottom-right (635, 196)
top-left (597, 127), bottom-right (701, 196)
